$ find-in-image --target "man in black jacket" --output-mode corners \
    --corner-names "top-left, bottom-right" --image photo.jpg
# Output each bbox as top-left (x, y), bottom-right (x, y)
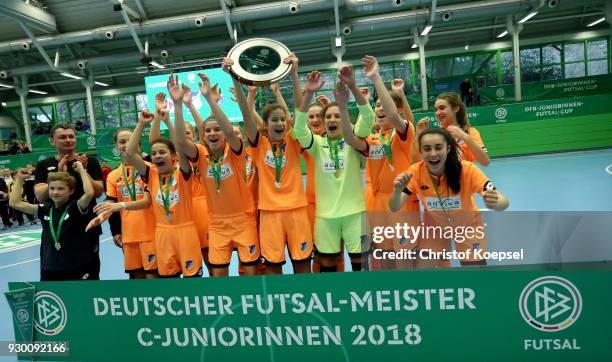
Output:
top-left (34, 124), bottom-right (104, 279)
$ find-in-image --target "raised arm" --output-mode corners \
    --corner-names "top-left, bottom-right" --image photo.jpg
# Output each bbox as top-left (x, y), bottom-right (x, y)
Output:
top-left (149, 92), bottom-right (166, 145)
top-left (410, 117), bottom-right (429, 164)
top-left (200, 69), bottom-right (242, 153)
top-left (231, 79), bottom-right (258, 145)
top-left (299, 71), bottom-right (324, 113)
top-left (244, 86), bottom-right (265, 130)
top-left (270, 83), bottom-right (289, 115)
top-left (337, 63), bottom-right (374, 137)
top-left (336, 79), bottom-right (367, 152)
top-left (74, 160), bottom-right (94, 211)
top-left (294, 71), bottom-right (325, 148)
top-left (284, 52), bottom-right (303, 109)
top-left (183, 86), bottom-right (206, 145)
top-left (127, 111), bottom-right (154, 176)
top-left (363, 55), bottom-right (406, 134)
top-left (391, 79), bottom-right (415, 126)
top-left (446, 126), bottom-right (490, 166)
top-left (167, 75), bottom-right (198, 164)
top-left (223, 58), bottom-right (259, 145)
top-left (9, 169), bottom-right (37, 215)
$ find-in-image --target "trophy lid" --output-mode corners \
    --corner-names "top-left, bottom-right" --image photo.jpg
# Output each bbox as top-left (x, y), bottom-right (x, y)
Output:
top-left (227, 38), bottom-right (292, 86)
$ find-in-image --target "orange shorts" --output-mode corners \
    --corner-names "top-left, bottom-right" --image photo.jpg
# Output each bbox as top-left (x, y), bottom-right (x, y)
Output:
top-left (192, 196), bottom-right (209, 248)
top-left (154, 222), bottom-right (203, 277)
top-left (260, 206), bottom-right (313, 263)
top-left (123, 240), bottom-right (157, 272)
top-left (307, 202), bottom-right (316, 235)
top-left (208, 213), bottom-right (260, 266)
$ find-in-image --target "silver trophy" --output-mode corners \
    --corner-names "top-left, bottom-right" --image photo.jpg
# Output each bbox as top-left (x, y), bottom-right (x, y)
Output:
top-left (227, 38), bottom-right (292, 86)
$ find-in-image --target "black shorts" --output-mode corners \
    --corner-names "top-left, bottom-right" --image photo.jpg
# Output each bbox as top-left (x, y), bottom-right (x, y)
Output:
top-left (41, 260), bottom-right (100, 281)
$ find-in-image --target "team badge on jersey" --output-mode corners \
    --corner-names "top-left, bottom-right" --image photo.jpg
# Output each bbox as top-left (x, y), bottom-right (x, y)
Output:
top-left (155, 176), bottom-right (179, 207)
top-left (264, 150), bottom-right (287, 169)
top-left (206, 163), bottom-right (234, 180)
top-left (425, 196), bottom-right (462, 210)
top-left (118, 183), bottom-right (145, 198)
top-left (368, 145), bottom-right (385, 159)
top-left (321, 156), bottom-right (345, 173)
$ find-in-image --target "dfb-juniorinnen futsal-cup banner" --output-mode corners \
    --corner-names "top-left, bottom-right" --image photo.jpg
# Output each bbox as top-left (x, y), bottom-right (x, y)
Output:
top-left (413, 93), bottom-right (611, 127)
top-left (7, 267), bottom-right (612, 361)
top-left (479, 74), bottom-right (612, 104)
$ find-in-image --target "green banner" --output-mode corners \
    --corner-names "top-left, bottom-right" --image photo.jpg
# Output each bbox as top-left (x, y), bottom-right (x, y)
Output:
top-left (4, 283), bottom-right (35, 343)
top-left (14, 128), bottom-right (168, 169)
top-left (414, 94), bottom-right (611, 127)
top-left (8, 267), bottom-right (612, 361)
top-left (0, 151), bottom-right (56, 169)
top-left (480, 74), bottom-right (612, 104)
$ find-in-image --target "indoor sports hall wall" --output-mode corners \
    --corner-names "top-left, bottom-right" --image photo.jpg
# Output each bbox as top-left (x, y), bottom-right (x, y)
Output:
top-left (1, 92), bottom-right (611, 169)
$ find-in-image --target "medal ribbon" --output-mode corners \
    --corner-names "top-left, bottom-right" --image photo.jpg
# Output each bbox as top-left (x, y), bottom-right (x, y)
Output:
top-left (428, 170), bottom-right (452, 226)
top-left (381, 129), bottom-right (394, 166)
top-left (327, 138), bottom-right (340, 170)
top-left (272, 143), bottom-right (285, 185)
top-left (49, 205), bottom-right (70, 249)
top-left (158, 168), bottom-right (176, 220)
top-left (211, 155), bottom-right (224, 192)
top-left (121, 164), bottom-right (137, 201)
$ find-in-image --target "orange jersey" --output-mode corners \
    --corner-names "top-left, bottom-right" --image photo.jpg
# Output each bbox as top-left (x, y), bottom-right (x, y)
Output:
top-left (458, 127), bottom-right (487, 163)
top-left (251, 132), bottom-right (308, 211)
top-left (406, 160), bottom-right (491, 213)
top-left (194, 143), bottom-right (255, 217)
top-left (190, 161), bottom-right (207, 198)
top-left (106, 164), bottom-right (155, 243)
top-left (245, 147), bottom-right (258, 206)
top-left (365, 123), bottom-right (414, 195)
top-left (303, 151), bottom-right (316, 204)
top-left (145, 165), bottom-right (195, 226)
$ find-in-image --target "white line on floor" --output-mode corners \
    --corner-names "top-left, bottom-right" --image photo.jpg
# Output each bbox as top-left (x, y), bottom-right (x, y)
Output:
top-left (0, 258), bottom-right (40, 269)
top-left (0, 236), bottom-right (112, 269)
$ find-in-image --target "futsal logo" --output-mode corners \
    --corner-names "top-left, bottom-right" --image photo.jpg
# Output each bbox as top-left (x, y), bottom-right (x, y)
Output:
top-left (495, 107), bottom-right (508, 120)
top-left (112, 147), bottom-right (121, 157)
top-left (87, 136), bottom-right (96, 147)
top-left (519, 276), bottom-right (582, 332)
top-left (34, 291), bottom-right (67, 336)
top-left (496, 88), bottom-right (505, 98)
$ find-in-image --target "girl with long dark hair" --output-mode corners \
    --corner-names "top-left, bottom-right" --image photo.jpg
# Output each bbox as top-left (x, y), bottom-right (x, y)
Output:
top-left (390, 128), bottom-right (508, 268)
